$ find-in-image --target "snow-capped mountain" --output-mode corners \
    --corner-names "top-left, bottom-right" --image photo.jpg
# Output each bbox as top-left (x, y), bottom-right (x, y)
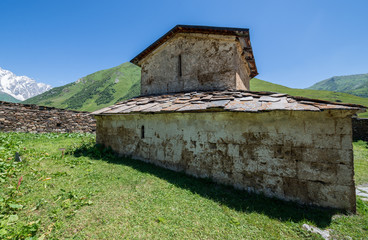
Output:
top-left (0, 67), bottom-right (52, 101)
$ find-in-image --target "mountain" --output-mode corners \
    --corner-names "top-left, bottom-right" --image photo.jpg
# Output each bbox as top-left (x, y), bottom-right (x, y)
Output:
top-left (0, 67), bottom-right (52, 101)
top-left (24, 62), bottom-right (368, 117)
top-left (23, 62), bottom-right (140, 112)
top-left (0, 91), bottom-right (20, 102)
top-left (307, 73), bottom-right (368, 98)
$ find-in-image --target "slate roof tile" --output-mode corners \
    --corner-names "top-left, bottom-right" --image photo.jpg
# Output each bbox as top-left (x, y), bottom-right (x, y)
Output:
top-left (92, 90), bottom-right (365, 115)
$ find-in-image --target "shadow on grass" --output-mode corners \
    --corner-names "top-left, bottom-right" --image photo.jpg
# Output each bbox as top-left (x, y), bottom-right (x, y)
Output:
top-left (73, 143), bottom-right (339, 228)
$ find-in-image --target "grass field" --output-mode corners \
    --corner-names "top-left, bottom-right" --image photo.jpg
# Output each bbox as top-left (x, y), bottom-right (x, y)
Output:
top-left (354, 141), bottom-right (368, 185)
top-left (1, 133), bottom-right (367, 239)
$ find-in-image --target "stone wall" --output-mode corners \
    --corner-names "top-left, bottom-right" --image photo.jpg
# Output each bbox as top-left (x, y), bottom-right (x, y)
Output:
top-left (0, 101), bottom-right (95, 133)
top-left (141, 33), bottom-right (251, 95)
top-left (95, 110), bottom-right (356, 212)
top-left (352, 117), bottom-right (368, 141)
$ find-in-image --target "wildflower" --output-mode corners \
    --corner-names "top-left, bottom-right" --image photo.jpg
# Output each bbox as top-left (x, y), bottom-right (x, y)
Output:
top-left (17, 176), bottom-right (23, 190)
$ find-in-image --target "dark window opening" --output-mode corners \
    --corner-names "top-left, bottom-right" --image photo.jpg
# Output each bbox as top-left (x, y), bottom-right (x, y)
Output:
top-left (141, 125), bottom-right (145, 139)
top-left (56, 123), bottom-right (61, 127)
top-left (178, 54), bottom-right (182, 77)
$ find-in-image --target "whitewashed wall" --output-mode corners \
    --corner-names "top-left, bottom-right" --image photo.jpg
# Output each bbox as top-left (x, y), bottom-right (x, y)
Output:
top-left (95, 110), bottom-right (355, 212)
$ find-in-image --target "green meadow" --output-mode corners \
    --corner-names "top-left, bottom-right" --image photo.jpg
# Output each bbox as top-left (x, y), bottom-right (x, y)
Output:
top-left (1, 133), bottom-right (367, 239)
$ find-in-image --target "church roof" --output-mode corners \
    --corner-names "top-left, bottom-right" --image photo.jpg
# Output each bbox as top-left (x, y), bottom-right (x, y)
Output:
top-left (130, 25), bottom-right (258, 78)
top-left (92, 90), bottom-right (365, 115)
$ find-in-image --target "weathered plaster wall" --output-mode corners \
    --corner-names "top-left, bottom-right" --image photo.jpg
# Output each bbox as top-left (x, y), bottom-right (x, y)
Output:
top-left (95, 110), bottom-right (356, 212)
top-left (140, 33), bottom-right (251, 95)
top-left (235, 40), bottom-right (251, 90)
top-left (0, 101), bottom-right (96, 133)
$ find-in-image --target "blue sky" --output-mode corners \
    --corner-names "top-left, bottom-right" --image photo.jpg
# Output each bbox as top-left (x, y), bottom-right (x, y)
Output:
top-left (1, 0), bottom-right (367, 88)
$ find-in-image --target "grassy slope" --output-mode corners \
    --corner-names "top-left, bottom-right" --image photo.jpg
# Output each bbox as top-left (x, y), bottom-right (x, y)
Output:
top-left (1, 133), bottom-right (368, 239)
top-left (0, 91), bottom-right (20, 103)
top-left (308, 73), bottom-right (368, 98)
top-left (23, 62), bottom-right (140, 112)
top-left (251, 78), bottom-right (368, 118)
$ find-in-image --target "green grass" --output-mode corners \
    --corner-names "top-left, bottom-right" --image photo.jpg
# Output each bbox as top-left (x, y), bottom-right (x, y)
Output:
top-left (354, 141), bottom-right (368, 185)
top-left (1, 133), bottom-right (368, 239)
top-left (251, 78), bottom-right (368, 118)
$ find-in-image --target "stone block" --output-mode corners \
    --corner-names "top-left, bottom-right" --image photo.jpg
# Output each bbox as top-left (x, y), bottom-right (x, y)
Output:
top-left (301, 148), bottom-right (340, 164)
top-left (336, 164), bottom-right (354, 185)
top-left (227, 143), bottom-right (239, 158)
top-left (254, 145), bottom-right (274, 161)
top-left (243, 172), bottom-right (264, 190)
top-left (297, 161), bottom-right (337, 183)
top-left (341, 134), bottom-right (353, 150)
top-left (305, 148), bottom-right (352, 165)
top-left (312, 134), bottom-right (341, 149)
top-left (307, 182), bottom-right (355, 211)
top-left (282, 146), bottom-right (304, 162)
top-left (338, 149), bottom-right (353, 165)
top-left (243, 159), bottom-right (258, 173)
top-left (262, 174), bottom-right (284, 197)
top-left (258, 158), bottom-right (297, 177)
top-left (243, 132), bottom-right (269, 145)
top-left (211, 171), bottom-right (232, 186)
top-left (284, 133), bottom-right (313, 147)
top-left (232, 172), bottom-right (244, 188)
top-left (282, 177), bottom-right (309, 202)
top-left (335, 118), bottom-right (352, 135)
top-left (305, 118), bottom-right (335, 135)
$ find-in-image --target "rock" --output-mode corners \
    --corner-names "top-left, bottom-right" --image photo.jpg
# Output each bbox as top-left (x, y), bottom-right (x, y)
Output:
top-left (302, 224), bottom-right (330, 240)
top-left (356, 185), bottom-right (368, 200)
top-left (15, 152), bottom-right (22, 162)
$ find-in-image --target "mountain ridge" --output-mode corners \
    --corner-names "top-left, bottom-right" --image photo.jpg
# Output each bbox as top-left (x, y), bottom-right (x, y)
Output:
top-left (308, 73), bottom-right (368, 98)
top-left (0, 67), bottom-right (52, 101)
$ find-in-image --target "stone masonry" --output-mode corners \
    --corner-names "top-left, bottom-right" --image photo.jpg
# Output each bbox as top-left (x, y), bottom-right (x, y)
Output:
top-left (95, 110), bottom-right (356, 212)
top-left (352, 117), bottom-right (368, 142)
top-left (140, 33), bottom-right (252, 95)
top-left (94, 25), bottom-right (364, 212)
top-left (0, 101), bottom-right (95, 133)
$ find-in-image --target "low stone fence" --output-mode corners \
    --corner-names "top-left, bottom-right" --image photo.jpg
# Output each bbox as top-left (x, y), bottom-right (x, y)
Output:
top-left (352, 118), bottom-right (368, 142)
top-left (0, 101), bottom-right (95, 133)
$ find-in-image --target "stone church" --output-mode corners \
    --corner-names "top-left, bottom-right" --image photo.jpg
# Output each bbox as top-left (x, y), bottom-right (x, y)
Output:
top-left (93, 25), bottom-right (365, 212)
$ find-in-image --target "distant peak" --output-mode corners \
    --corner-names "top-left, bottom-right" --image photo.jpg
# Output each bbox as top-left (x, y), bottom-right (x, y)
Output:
top-left (0, 67), bottom-right (52, 101)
